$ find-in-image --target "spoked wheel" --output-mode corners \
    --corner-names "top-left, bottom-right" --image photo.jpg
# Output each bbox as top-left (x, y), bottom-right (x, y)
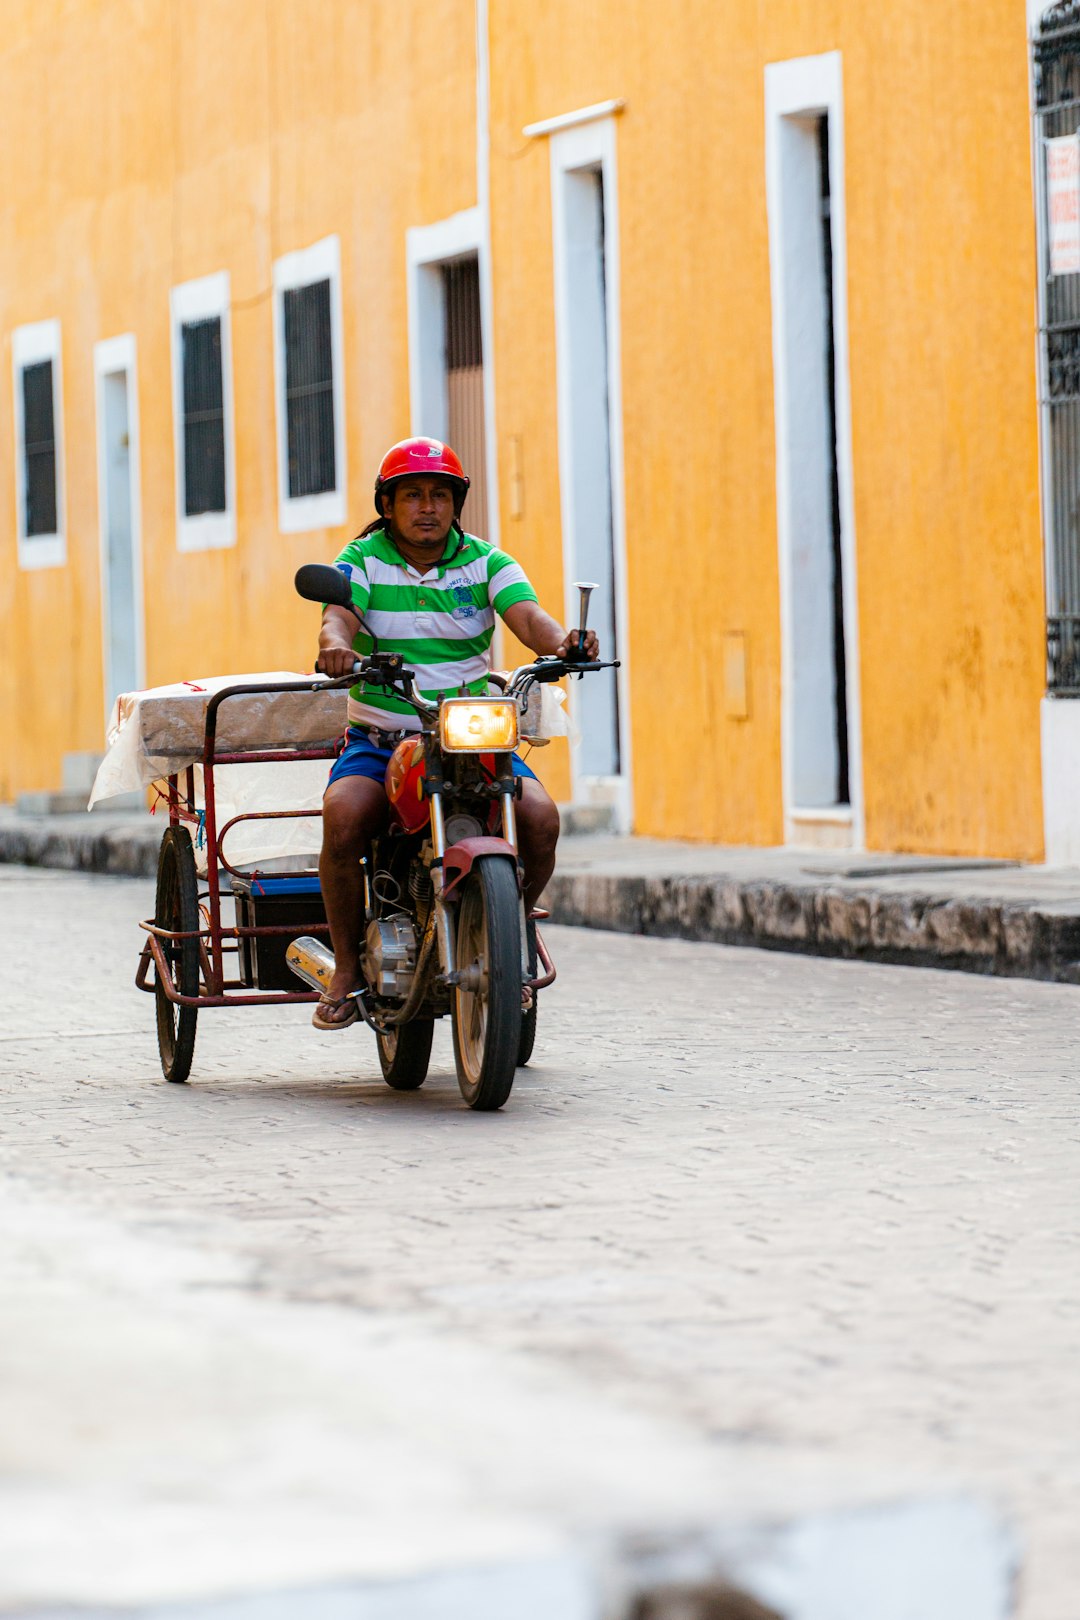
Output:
top-left (377, 1019), bottom-right (434, 1091)
top-left (517, 914), bottom-right (538, 1069)
top-left (154, 825), bottom-right (200, 1084)
top-left (452, 857), bottom-right (522, 1111)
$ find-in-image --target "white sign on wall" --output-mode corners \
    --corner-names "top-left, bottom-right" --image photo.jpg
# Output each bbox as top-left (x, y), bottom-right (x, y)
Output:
top-left (1047, 133), bottom-right (1080, 276)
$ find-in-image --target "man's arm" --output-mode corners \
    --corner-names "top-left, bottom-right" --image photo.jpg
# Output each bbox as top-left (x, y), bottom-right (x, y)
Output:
top-left (501, 599), bottom-right (599, 662)
top-left (319, 605), bottom-right (363, 677)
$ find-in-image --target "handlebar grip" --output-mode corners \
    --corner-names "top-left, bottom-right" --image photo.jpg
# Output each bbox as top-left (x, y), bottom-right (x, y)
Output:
top-left (314, 659), bottom-right (364, 677)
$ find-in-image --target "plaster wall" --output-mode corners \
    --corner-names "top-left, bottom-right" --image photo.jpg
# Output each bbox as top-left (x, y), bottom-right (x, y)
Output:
top-left (0, 0), bottom-right (477, 798)
top-left (487, 0), bottom-right (1046, 854)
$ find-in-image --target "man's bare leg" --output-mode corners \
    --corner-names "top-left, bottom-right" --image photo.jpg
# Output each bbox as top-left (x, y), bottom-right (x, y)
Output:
top-left (318, 775), bottom-right (388, 1023)
top-left (515, 776), bottom-right (560, 913)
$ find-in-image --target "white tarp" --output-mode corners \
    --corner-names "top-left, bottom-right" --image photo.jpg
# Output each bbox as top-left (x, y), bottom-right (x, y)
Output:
top-left (88, 673), bottom-right (348, 808)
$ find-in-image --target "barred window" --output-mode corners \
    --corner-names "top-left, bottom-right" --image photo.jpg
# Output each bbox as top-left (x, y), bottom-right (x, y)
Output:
top-left (284, 279), bottom-right (336, 498)
top-left (180, 317), bottom-right (226, 516)
top-left (22, 359), bottom-right (57, 537)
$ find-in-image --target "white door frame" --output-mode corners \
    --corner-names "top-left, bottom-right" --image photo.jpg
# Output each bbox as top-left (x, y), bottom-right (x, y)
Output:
top-left (549, 116), bottom-right (633, 832)
top-left (405, 206), bottom-right (502, 542)
top-left (406, 208), bottom-right (481, 439)
top-left (94, 333), bottom-right (145, 725)
top-left (765, 51), bottom-right (865, 849)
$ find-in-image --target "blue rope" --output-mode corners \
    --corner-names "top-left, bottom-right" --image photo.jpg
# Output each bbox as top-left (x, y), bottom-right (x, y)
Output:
top-left (195, 809), bottom-right (206, 851)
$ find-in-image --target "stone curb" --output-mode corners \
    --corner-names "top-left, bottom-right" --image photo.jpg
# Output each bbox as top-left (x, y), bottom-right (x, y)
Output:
top-left (0, 818), bottom-right (159, 879)
top-left (544, 870), bottom-right (1080, 983)
top-left (3, 814), bottom-right (1080, 983)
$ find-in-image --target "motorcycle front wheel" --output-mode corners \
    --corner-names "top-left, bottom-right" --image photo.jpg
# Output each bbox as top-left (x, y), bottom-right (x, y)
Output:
top-left (451, 857), bottom-right (522, 1111)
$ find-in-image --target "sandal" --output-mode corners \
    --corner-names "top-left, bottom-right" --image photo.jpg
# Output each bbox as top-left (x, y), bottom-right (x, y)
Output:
top-left (312, 992), bottom-right (361, 1032)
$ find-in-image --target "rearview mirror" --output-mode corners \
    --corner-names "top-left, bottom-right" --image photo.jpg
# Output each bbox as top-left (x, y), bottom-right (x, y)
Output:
top-left (295, 563), bottom-right (353, 609)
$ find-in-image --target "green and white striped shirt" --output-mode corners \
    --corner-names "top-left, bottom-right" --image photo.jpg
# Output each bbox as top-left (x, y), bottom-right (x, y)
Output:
top-left (332, 525), bottom-right (538, 732)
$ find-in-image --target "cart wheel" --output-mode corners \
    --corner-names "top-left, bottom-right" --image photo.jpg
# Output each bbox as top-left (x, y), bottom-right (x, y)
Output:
top-left (154, 825), bottom-right (200, 1083)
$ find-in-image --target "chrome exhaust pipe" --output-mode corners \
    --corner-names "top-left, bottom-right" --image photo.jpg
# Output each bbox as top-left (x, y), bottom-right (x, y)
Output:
top-left (286, 935), bottom-right (336, 994)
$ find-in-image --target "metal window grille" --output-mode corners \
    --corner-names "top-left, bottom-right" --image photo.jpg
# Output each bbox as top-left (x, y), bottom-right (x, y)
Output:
top-left (284, 279), bottom-right (336, 498)
top-left (442, 256), bottom-right (488, 538)
top-left (181, 317), bottom-right (226, 516)
top-left (22, 359), bottom-right (57, 536)
top-left (1035, 3), bottom-right (1080, 692)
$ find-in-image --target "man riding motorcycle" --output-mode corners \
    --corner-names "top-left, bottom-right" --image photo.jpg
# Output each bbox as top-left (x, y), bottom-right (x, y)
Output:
top-left (314, 436), bottom-right (599, 1030)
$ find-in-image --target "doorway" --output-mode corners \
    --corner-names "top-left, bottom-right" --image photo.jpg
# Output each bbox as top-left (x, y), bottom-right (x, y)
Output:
top-left (442, 256), bottom-right (489, 541)
top-left (94, 335), bottom-right (144, 724)
top-left (550, 118), bottom-right (631, 829)
top-left (406, 208), bottom-right (496, 546)
top-left (766, 53), bottom-right (863, 847)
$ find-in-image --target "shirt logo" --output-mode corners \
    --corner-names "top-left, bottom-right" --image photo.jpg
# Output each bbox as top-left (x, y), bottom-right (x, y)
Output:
top-left (449, 580), bottom-right (477, 620)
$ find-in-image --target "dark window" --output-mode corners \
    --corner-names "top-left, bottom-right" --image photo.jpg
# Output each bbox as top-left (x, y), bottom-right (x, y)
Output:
top-left (181, 317), bottom-right (226, 516)
top-left (22, 360), bottom-right (57, 536)
top-left (283, 279), bottom-right (336, 498)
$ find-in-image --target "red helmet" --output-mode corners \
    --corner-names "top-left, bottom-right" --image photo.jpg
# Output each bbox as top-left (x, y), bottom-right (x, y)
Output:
top-left (374, 437), bottom-right (470, 515)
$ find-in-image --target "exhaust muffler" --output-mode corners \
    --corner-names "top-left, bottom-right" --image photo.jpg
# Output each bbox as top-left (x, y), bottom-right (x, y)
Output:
top-left (286, 935), bottom-right (336, 994)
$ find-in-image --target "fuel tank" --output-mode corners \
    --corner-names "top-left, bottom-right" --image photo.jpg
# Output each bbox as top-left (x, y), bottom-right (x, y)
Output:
top-left (386, 735), bottom-right (429, 833)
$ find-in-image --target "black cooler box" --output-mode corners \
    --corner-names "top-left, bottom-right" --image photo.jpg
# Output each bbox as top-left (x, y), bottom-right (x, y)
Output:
top-left (232, 873), bottom-right (326, 991)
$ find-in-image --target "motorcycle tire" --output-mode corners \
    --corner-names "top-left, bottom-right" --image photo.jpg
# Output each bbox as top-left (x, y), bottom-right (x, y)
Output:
top-left (517, 915), bottom-right (538, 1069)
top-left (154, 825), bottom-right (200, 1084)
top-left (451, 856), bottom-right (522, 1111)
top-left (377, 1019), bottom-right (434, 1091)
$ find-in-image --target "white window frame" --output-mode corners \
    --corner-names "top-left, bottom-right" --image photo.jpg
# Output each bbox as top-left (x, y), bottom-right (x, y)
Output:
top-left (549, 115), bottom-right (634, 834)
top-left (765, 50), bottom-right (865, 849)
top-left (272, 235), bottom-right (347, 534)
top-left (94, 333), bottom-right (146, 721)
top-left (13, 319), bottom-right (65, 570)
top-left (169, 270), bottom-right (237, 553)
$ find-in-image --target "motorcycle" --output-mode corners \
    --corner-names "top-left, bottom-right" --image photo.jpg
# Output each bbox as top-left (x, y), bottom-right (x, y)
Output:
top-left (287, 563), bottom-right (619, 1111)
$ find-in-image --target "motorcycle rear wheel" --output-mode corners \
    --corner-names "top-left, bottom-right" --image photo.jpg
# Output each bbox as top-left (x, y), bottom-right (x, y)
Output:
top-left (452, 857), bottom-right (521, 1111)
top-left (377, 1019), bottom-right (434, 1090)
top-left (517, 915), bottom-right (538, 1068)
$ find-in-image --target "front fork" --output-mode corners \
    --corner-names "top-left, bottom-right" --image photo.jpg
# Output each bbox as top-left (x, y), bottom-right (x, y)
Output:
top-left (500, 784), bottom-right (530, 981)
top-left (428, 788), bottom-right (456, 975)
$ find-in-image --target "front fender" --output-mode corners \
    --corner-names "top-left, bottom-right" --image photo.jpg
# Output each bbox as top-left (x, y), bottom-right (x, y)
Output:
top-left (441, 836), bottom-right (520, 902)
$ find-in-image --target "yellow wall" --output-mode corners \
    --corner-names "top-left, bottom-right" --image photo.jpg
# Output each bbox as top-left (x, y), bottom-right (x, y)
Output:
top-left (488, 0), bottom-right (1045, 856)
top-left (0, 0), bottom-right (478, 799)
top-left (0, 0), bottom-right (1049, 859)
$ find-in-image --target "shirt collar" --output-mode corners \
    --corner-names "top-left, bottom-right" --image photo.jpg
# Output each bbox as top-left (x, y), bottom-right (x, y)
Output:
top-left (382, 525), bottom-right (469, 581)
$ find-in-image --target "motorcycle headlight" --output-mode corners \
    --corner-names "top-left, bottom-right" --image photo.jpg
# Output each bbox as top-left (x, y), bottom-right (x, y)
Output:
top-left (440, 697), bottom-right (519, 753)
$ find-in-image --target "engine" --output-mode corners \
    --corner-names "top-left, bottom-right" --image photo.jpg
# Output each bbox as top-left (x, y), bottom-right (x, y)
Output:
top-left (363, 917), bottom-right (418, 999)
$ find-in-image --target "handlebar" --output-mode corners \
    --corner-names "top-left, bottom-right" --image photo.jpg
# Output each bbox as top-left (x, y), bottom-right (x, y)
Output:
top-left (506, 654), bottom-right (620, 699)
top-left (314, 651), bottom-right (618, 724)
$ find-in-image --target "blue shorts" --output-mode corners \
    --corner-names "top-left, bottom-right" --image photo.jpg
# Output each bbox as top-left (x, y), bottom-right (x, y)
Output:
top-left (326, 727), bottom-right (537, 791)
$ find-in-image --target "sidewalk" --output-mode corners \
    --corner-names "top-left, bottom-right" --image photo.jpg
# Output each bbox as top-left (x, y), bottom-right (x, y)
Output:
top-left (4, 802), bottom-right (1080, 981)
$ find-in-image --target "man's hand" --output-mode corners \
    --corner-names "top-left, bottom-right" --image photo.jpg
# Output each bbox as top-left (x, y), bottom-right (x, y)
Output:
top-left (554, 628), bottom-right (600, 661)
top-left (320, 645), bottom-right (360, 678)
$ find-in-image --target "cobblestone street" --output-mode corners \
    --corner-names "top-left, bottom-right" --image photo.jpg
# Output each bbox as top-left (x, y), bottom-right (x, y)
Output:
top-left (2, 865), bottom-right (1077, 1616)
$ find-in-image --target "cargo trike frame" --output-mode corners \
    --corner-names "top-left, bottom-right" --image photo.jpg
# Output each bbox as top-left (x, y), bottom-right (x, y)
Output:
top-left (135, 676), bottom-right (348, 1081)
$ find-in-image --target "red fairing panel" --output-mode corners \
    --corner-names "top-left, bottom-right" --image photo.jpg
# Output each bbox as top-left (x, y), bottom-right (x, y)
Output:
top-left (441, 837), bottom-right (520, 901)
